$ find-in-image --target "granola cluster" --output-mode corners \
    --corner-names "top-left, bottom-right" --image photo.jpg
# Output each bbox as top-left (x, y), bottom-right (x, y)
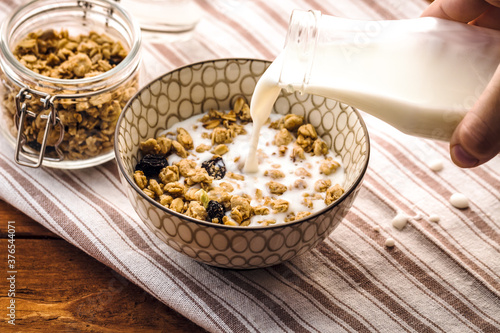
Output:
top-left (0, 29), bottom-right (138, 160)
top-left (133, 98), bottom-right (345, 227)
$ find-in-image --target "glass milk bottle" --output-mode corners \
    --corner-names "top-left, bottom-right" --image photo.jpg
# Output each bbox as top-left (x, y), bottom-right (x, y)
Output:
top-left (278, 10), bottom-right (500, 141)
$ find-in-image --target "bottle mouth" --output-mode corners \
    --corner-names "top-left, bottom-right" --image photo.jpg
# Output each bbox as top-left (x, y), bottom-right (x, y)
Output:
top-left (279, 9), bottom-right (321, 92)
top-left (0, 0), bottom-right (141, 90)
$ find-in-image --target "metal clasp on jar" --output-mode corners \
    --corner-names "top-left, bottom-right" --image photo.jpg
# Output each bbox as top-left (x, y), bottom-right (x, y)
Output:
top-left (14, 87), bottom-right (65, 168)
top-left (79, 0), bottom-right (115, 27)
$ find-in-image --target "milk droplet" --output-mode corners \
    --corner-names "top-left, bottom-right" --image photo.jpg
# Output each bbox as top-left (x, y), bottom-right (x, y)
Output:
top-left (385, 238), bottom-right (395, 247)
top-left (428, 159), bottom-right (444, 171)
top-left (392, 212), bottom-right (409, 230)
top-left (449, 193), bottom-right (469, 209)
top-left (429, 214), bottom-right (440, 223)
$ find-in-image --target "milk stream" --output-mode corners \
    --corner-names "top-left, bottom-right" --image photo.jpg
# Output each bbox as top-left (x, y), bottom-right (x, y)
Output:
top-left (245, 15), bottom-right (500, 173)
top-left (243, 58), bottom-right (282, 173)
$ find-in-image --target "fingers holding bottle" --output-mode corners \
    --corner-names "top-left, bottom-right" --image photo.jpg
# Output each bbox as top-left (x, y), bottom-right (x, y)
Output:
top-left (470, 5), bottom-right (500, 30)
top-left (450, 63), bottom-right (500, 167)
top-left (421, 0), bottom-right (500, 29)
top-left (421, 0), bottom-right (492, 23)
top-left (422, 0), bottom-right (500, 167)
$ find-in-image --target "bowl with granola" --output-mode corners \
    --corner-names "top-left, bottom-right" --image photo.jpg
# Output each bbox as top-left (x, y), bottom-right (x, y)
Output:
top-left (115, 58), bottom-right (369, 269)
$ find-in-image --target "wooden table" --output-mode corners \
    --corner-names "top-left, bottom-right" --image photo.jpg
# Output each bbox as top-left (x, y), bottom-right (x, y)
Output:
top-left (0, 199), bottom-right (207, 332)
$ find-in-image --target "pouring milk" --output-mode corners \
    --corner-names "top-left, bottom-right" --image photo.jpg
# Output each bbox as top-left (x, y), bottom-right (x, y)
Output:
top-left (244, 10), bottom-right (500, 173)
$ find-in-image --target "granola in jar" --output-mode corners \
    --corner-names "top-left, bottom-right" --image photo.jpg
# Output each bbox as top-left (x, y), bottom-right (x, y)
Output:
top-left (0, 0), bottom-right (141, 168)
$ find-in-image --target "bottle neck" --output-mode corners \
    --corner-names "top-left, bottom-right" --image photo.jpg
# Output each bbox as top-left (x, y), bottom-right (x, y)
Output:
top-left (279, 9), bottom-right (320, 93)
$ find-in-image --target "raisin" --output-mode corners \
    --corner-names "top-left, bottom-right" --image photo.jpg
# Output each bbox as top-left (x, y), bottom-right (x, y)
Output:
top-left (109, 56), bottom-right (123, 66)
top-left (27, 140), bottom-right (56, 156)
top-left (206, 200), bottom-right (225, 222)
top-left (27, 140), bottom-right (42, 151)
top-left (201, 156), bottom-right (226, 180)
top-left (135, 154), bottom-right (168, 177)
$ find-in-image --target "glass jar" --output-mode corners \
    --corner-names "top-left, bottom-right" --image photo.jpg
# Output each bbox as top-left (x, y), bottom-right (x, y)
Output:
top-left (0, 0), bottom-right (141, 168)
top-left (118, 0), bottom-right (202, 32)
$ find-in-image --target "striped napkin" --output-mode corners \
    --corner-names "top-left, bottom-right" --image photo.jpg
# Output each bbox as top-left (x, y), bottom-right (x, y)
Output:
top-left (1, 0), bottom-right (500, 332)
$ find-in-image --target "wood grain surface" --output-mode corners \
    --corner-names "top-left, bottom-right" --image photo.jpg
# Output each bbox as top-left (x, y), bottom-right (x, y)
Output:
top-left (0, 199), bottom-right (207, 332)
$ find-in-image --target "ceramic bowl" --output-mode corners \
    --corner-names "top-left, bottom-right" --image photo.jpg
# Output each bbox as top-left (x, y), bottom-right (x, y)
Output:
top-left (115, 58), bottom-right (370, 269)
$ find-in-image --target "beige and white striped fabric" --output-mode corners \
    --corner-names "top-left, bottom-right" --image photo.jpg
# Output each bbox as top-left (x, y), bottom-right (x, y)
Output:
top-left (1, 0), bottom-right (500, 331)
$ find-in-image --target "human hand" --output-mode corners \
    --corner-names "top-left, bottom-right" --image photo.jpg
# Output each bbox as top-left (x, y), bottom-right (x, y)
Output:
top-left (422, 0), bottom-right (500, 168)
